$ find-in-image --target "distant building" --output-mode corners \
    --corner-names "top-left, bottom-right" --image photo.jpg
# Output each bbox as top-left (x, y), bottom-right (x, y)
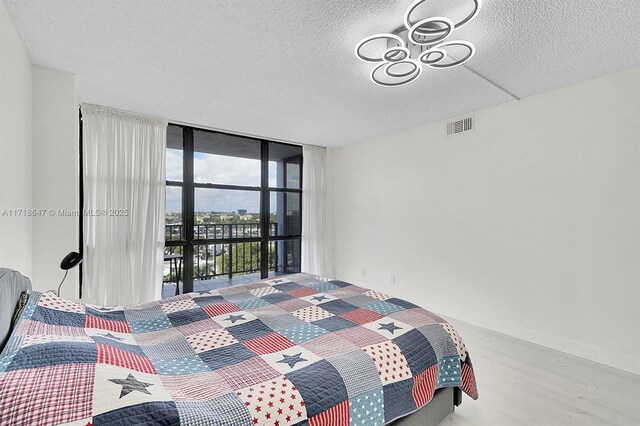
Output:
top-left (237, 209), bottom-right (247, 215)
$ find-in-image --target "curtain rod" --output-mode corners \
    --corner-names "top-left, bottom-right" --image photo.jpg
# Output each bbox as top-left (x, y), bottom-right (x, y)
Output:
top-left (79, 103), bottom-right (324, 149)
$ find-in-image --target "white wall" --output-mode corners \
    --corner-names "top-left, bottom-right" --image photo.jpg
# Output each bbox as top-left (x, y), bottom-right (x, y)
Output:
top-left (32, 66), bottom-right (78, 297)
top-left (1, 3), bottom-right (79, 293)
top-left (0, 1), bottom-right (33, 276)
top-left (330, 67), bottom-right (640, 375)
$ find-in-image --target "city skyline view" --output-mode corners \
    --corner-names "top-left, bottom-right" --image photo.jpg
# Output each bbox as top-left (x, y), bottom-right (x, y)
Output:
top-left (166, 149), bottom-right (299, 213)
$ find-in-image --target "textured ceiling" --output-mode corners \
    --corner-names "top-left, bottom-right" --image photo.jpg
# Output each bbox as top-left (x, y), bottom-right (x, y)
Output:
top-left (5, 0), bottom-right (640, 147)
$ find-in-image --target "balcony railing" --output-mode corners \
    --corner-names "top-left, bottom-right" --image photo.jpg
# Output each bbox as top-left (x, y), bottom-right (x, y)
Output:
top-left (165, 222), bottom-right (278, 241)
top-left (164, 223), bottom-right (278, 282)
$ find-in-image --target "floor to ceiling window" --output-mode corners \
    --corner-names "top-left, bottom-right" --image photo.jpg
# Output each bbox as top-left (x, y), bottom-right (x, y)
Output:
top-left (164, 124), bottom-right (302, 295)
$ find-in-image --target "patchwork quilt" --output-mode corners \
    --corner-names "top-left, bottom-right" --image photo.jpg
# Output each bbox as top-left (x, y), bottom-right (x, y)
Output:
top-left (0, 274), bottom-right (477, 426)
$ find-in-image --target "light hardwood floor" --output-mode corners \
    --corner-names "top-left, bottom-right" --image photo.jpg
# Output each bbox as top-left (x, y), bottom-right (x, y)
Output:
top-left (440, 318), bottom-right (640, 425)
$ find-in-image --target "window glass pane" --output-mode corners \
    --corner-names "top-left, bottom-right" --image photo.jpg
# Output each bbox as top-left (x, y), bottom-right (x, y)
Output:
top-left (270, 191), bottom-right (301, 236)
top-left (166, 125), bottom-right (183, 182)
top-left (269, 143), bottom-right (302, 189)
top-left (268, 239), bottom-right (301, 275)
top-left (165, 186), bottom-right (182, 241)
top-left (193, 242), bottom-right (262, 281)
top-left (195, 188), bottom-right (261, 239)
top-left (194, 130), bottom-right (261, 186)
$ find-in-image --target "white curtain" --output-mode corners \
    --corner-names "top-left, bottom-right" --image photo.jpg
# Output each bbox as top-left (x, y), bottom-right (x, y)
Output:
top-left (81, 104), bottom-right (167, 305)
top-left (301, 145), bottom-right (332, 278)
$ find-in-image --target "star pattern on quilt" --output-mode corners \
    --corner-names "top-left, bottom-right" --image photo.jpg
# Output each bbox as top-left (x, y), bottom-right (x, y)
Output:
top-left (349, 389), bottom-right (384, 426)
top-left (276, 353), bottom-right (308, 369)
top-left (108, 373), bottom-right (153, 398)
top-left (362, 341), bottom-right (412, 384)
top-left (291, 306), bottom-right (334, 322)
top-left (377, 322), bottom-right (402, 334)
top-left (225, 314), bottom-right (247, 324)
top-left (311, 295), bottom-right (329, 302)
top-left (100, 333), bottom-right (124, 341)
top-left (186, 328), bottom-right (239, 353)
top-left (236, 376), bottom-right (307, 426)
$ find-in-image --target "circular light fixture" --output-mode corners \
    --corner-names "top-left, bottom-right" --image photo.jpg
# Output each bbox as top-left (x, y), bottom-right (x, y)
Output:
top-left (404, 0), bottom-right (482, 34)
top-left (355, 33), bottom-right (406, 63)
top-left (355, 0), bottom-right (481, 87)
top-left (383, 46), bottom-right (410, 62)
top-left (408, 17), bottom-right (454, 45)
top-left (370, 59), bottom-right (423, 87)
top-left (418, 47), bottom-right (447, 65)
top-left (425, 40), bottom-right (476, 68)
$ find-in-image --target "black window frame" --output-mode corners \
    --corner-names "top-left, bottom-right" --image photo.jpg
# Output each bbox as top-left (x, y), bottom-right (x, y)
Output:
top-left (165, 124), bottom-right (303, 293)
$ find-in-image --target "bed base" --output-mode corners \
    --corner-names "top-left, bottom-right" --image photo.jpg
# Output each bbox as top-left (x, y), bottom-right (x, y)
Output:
top-left (392, 387), bottom-right (461, 426)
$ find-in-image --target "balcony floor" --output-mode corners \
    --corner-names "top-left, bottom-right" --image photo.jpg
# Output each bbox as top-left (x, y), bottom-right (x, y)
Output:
top-left (162, 272), bottom-right (286, 299)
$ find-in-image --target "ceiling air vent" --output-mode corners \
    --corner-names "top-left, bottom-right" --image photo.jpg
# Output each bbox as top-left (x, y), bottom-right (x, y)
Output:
top-left (446, 116), bottom-right (474, 136)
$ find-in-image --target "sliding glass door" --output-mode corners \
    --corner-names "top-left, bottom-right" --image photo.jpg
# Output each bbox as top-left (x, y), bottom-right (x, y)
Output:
top-left (164, 124), bottom-right (302, 294)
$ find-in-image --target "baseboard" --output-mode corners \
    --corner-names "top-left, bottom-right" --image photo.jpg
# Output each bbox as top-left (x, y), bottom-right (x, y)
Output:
top-left (439, 312), bottom-right (640, 377)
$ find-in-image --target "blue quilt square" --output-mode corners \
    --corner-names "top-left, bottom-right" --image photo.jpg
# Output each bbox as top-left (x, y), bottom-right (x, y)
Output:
top-left (86, 306), bottom-right (126, 322)
top-left (235, 297), bottom-right (270, 310)
top-left (319, 300), bottom-right (359, 315)
top-left (286, 360), bottom-right (349, 417)
top-left (167, 308), bottom-right (209, 327)
top-left (198, 343), bottom-right (256, 370)
top-left (350, 388), bottom-right (384, 426)
top-left (154, 355), bottom-right (211, 375)
top-left (313, 316), bottom-right (358, 332)
top-left (327, 280), bottom-right (352, 288)
top-left (192, 295), bottom-right (226, 307)
top-left (273, 282), bottom-right (303, 292)
top-left (226, 319), bottom-right (273, 341)
top-left (7, 342), bottom-right (96, 371)
top-left (94, 401), bottom-right (180, 425)
top-left (437, 356), bottom-right (462, 387)
top-left (279, 323), bottom-right (328, 344)
top-left (393, 329), bottom-right (437, 375)
top-left (129, 315), bottom-right (173, 334)
top-left (91, 336), bottom-right (146, 356)
top-left (261, 292), bottom-right (294, 304)
top-left (176, 394), bottom-right (252, 425)
top-left (385, 298), bottom-right (419, 309)
top-left (124, 305), bottom-right (164, 322)
top-left (31, 306), bottom-right (85, 327)
top-left (365, 301), bottom-right (405, 316)
top-left (306, 282), bottom-right (340, 292)
top-left (383, 379), bottom-right (416, 423)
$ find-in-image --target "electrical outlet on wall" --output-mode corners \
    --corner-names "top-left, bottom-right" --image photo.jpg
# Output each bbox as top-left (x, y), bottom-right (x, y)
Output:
top-left (390, 274), bottom-right (396, 285)
top-left (361, 268), bottom-right (367, 278)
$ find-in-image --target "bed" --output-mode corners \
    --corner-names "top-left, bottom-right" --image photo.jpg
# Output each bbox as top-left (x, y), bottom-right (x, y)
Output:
top-left (0, 269), bottom-right (477, 426)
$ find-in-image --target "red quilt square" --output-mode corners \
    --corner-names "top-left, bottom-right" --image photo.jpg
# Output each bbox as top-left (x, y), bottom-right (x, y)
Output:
top-left (308, 400), bottom-right (350, 426)
top-left (217, 357), bottom-right (280, 389)
top-left (202, 303), bottom-right (241, 318)
top-left (288, 287), bottom-right (318, 298)
top-left (338, 308), bottom-right (384, 325)
top-left (96, 343), bottom-right (157, 374)
top-left (412, 364), bottom-right (438, 406)
top-left (242, 333), bottom-right (295, 355)
top-left (85, 315), bottom-right (131, 333)
top-left (0, 364), bottom-right (94, 426)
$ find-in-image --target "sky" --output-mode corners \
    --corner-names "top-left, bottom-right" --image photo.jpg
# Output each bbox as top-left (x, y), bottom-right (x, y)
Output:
top-left (165, 149), bottom-right (299, 214)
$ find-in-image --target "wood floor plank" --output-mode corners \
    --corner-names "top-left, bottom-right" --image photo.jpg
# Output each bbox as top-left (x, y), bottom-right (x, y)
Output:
top-left (438, 318), bottom-right (640, 425)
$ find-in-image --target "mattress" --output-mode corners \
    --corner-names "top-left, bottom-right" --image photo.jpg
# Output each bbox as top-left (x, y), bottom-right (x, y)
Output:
top-left (0, 273), bottom-right (477, 425)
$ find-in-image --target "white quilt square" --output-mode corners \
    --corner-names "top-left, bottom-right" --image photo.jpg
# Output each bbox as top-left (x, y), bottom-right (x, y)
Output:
top-left (260, 345), bottom-right (322, 374)
top-left (362, 317), bottom-right (412, 339)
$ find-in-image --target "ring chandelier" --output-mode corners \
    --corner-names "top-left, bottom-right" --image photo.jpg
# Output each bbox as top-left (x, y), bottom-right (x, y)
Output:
top-left (355, 0), bottom-right (482, 87)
